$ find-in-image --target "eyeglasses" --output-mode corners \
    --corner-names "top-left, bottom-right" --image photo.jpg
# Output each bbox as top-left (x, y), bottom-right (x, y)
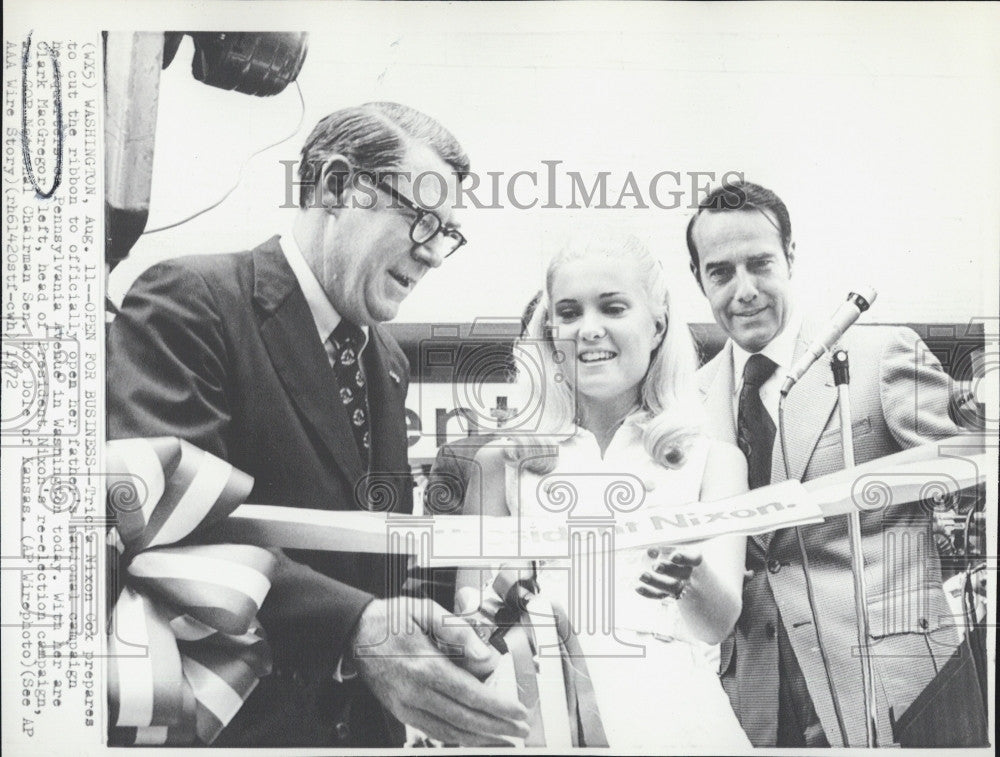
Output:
top-left (377, 181), bottom-right (467, 258)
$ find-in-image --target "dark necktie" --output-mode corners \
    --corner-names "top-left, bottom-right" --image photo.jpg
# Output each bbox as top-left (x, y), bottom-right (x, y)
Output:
top-left (737, 353), bottom-right (777, 490)
top-left (328, 319), bottom-right (370, 467)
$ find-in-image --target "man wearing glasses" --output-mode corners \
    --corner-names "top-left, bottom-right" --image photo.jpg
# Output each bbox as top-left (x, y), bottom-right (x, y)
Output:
top-left (107, 103), bottom-right (528, 747)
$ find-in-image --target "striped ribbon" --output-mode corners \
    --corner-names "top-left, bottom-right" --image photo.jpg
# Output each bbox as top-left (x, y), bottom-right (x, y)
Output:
top-left (106, 438), bottom-right (276, 745)
top-left (490, 567), bottom-right (609, 748)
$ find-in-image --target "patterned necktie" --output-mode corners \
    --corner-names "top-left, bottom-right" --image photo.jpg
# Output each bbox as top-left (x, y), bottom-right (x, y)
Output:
top-left (737, 353), bottom-right (777, 490)
top-left (328, 319), bottom-right (370, 467)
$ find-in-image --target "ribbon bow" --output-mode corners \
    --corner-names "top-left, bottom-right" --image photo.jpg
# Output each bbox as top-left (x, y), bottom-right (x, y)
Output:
top-left (486, 565), bottom-right (609, 748)
top-left (106, 438), bottom-right (276, 745)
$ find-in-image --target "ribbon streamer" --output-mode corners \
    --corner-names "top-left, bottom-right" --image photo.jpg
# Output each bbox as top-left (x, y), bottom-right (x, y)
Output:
top-left (212, 437), bottom-right (990, 563)
top-left (104, 433), bottom-right (988, 745)
top-left (106, 438), bottom-right (275, 745)
top-left (487, 566), bottom-right (609, 748)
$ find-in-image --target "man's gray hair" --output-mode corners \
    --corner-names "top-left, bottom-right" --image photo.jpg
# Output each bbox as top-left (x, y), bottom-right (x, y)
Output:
top-left (298, 101), bottom-right (470, 208)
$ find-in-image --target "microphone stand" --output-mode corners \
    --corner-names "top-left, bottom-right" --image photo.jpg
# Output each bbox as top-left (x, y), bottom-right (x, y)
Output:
top-left (776, 289), bottom-right (879, 745)
top-left (778, 393), bottom-right (849, 747)
top-left (831, 348), bottom-right (878, 747)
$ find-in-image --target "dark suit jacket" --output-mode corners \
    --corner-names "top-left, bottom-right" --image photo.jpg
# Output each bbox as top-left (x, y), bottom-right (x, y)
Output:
top-left (698, 322), bottom-right (964, 746)
top-left (425, 434), bottom-right (500, 515)
top-left (107, 237), bottom-right (413, 746)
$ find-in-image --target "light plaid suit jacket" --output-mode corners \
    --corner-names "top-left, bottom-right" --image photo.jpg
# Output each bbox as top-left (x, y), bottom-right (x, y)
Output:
top-left (697, 321), bottom-right (963, 747)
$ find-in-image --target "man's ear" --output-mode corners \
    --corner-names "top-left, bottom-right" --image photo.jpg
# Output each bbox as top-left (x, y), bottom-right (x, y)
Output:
top-left (319, 156), bottom-right (353, 213)
top-left (786, 242), bottom-right (796, 277)
top-left (689, 260), bottom-right (705, 294)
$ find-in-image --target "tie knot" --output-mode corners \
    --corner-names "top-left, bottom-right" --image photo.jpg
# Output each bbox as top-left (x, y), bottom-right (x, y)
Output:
top-left (743, 353), bottom-right (777, 388)
top-left (330, 319), bottom-right (364, 350)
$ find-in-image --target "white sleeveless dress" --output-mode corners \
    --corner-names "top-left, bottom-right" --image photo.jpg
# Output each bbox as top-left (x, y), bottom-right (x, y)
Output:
top-left (505, 417), bottom-right (751, 749)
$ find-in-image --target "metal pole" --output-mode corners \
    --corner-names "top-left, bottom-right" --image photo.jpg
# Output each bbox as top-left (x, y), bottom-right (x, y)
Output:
top-left (831, 348), bottom-right (878, 747)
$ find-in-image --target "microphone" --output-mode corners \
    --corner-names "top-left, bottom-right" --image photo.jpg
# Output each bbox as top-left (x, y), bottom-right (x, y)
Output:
top-left (779, 287), bottom-right (877, 396)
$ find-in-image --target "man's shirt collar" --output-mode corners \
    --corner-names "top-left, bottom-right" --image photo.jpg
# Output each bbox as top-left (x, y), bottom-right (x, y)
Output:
top-left (279, 231), bottom-right (369, 349)
top-left (731, 306), bottom-right (802, 395)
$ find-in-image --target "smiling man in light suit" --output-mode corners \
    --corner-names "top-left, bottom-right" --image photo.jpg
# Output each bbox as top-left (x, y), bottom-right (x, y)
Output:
top-left (687, 180), bottom-right (969, 747)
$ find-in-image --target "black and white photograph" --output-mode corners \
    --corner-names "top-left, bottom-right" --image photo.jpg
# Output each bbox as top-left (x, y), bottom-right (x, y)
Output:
top-left (2, 2), bottom-right (996, 754)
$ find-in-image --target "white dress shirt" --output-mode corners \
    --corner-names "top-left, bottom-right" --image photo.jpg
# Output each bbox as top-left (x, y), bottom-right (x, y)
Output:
top-left (730, 308), bottom-right (803, 424)
top-left (279, 231), bottom-right (369, 358)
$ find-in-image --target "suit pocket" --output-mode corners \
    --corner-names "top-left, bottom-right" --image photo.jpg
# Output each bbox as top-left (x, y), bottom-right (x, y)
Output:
top-left (814, 416), bottom-right (873, 450)
top-left (866, 587), bottom-right (943, 639)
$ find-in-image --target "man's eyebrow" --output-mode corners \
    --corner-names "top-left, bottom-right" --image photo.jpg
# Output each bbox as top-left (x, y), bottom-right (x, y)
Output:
top-left (703, 260), bottom-right (731, 272)
top-left (598, 291), bottom-right (626, 298)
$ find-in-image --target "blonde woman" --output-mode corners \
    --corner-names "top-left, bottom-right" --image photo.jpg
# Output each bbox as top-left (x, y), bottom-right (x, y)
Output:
top-left (457, 232), bottom-right (751, 748)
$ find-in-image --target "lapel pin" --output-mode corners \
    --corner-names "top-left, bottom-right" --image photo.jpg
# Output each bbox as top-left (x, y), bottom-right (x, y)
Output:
top-left (389, 369), bottom-right (401, 385)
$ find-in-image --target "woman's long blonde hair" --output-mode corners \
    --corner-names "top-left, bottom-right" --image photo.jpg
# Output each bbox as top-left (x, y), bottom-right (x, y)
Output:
top-left (506, 231), bottom-right (703, 474)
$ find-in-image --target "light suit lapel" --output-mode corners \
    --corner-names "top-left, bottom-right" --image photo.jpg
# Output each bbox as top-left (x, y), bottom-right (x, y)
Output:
top-left (697, 341), bottom-right (738, 446)
top-left (698, 329), bottom-right (838, 550)
top-left (758, 322), bottom-right (839, 550)
top-left (770, 322), bottom-right (840, 483)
